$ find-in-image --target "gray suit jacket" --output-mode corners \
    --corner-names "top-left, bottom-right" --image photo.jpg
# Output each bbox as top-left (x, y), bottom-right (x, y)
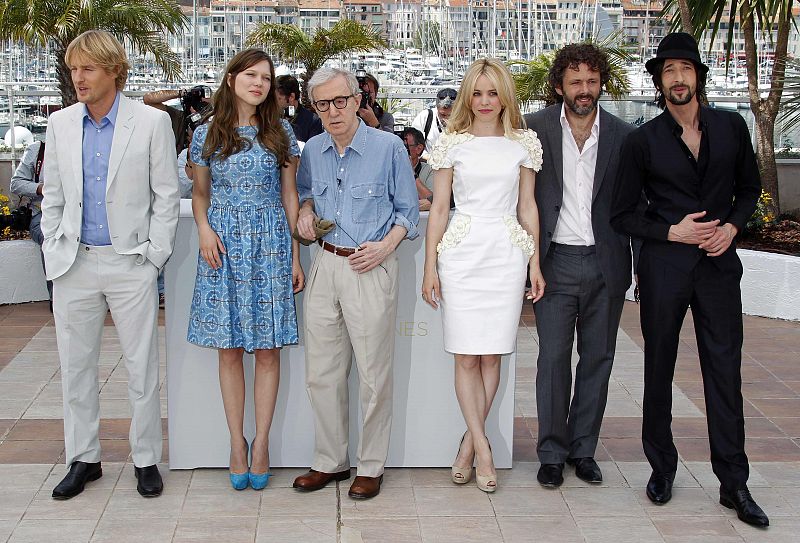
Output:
top-left (524, 104), bottom-right (635, 297)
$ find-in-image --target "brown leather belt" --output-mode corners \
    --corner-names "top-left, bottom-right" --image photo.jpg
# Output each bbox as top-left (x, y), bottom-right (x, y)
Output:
top-left (318, 239), bottom-right (358, 257)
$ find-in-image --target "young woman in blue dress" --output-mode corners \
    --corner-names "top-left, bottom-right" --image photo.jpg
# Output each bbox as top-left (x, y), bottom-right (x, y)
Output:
top-left (188, 49), bottom-right (303, 490)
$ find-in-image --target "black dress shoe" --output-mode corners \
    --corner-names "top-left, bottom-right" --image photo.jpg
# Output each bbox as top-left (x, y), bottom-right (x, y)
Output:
top-left (52, 461), bottom-right (102, 500)
top-left (537, 463), bottom-right (564, 488)
top-left (134, 465), bottom-right (163, 497)
top-left (720, 487), bottom-right (769, 527)
top-left (567, 457), bottom-right (603, 484)
top-left (646, 473), bottom-right (673, 505)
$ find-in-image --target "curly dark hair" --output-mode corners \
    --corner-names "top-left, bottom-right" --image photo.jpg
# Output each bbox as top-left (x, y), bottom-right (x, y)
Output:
top-left (650, 59), bottom-right (708, 109)
top-left (547, 43), bottom-right (611, 104)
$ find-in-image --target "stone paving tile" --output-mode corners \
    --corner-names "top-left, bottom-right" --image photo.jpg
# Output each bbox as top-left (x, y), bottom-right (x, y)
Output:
top-left (0, 464), bottom-right (53, 491)
top-left (341, 487), bottom-right (417, 519)
top-left (5, 419), bottom-right (64, 441)
top-left (23, 488), bottom-right (111, 521)
top-left (562, 487), bottom-right (646, 517)
top-left (771, 417), bottom-right (800, 437)
top-left (413, 486), bottom-right (495, 517)
top-left (638, 487), bottom-right (723, 517)
top-left (173, 517), bottom-right (259, 543)
top-left (0, 519), bottom-right (17, 542)
top-left (0, 489), bottom-right (38, 521)
top-left (651, 517), bottom-right (742, 542)
top-left (90, 517), bottom-right (178, 543)
top-left (418, 516), bottom-right (503, 543)
top-left (255, 518), bottom-right (336, 543)
top-left (497, 516), bottom-right (584, 543)
top-left (0, 326), bottom-right (43, 339)
top-left (733, 518), bottom-right (800, 543)
top-left (340, 518), bottom-right (421, 543)
top-left (0, 439), bottom-right (64, 464)
top-left (258, 486), bottom-right (336, 519)
top-left (7, 519), bottom-right (97, 543)
top-left (574, 516), bottom-right (664, 543)
top-left (748, 398), bottom-right (800, 418)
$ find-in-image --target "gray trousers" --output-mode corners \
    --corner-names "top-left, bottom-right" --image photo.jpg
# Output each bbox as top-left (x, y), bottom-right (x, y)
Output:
top-left (533, 244), bottom-right (625, 464)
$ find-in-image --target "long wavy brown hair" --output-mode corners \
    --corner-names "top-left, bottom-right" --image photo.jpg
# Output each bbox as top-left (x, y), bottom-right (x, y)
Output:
top-left (202, 49), bottom-right (290, 165)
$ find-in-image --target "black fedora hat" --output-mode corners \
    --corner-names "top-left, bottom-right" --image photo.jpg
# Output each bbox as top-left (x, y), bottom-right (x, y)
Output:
top-left (645, 32), bottom-right (709, 75)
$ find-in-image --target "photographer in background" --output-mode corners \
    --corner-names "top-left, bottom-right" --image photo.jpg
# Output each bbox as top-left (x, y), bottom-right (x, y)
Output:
top-left (143, 85), bottom-right (212, 153)
top-left (401, 127), bottom-right (434, 211)
top-left (10, 140), bottom-right (52, 306)
top-left (355, 71), bottom-right (394, 132)
top-left (275, 74), bottom-right (323, 142)
top-left (411, 87), bottom-right (456, 155)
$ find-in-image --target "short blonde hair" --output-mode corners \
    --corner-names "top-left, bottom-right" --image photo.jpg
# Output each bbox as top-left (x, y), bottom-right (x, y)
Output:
top-left (65, 30), bottom-right (130, 91)
top-left (447, 58), bottom-right (524, 138)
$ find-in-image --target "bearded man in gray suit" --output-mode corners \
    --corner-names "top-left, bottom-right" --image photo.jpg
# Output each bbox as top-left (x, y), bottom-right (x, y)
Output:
top-left (524, 43), bottom-right (636, 488)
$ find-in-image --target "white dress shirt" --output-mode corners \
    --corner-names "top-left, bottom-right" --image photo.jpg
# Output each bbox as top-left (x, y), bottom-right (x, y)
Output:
top-left (553, 103), bottom-right (599, 246)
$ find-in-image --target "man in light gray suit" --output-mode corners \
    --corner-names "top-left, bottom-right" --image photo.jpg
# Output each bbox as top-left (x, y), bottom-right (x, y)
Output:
top-left (524, 44), bottom-right (636, 488)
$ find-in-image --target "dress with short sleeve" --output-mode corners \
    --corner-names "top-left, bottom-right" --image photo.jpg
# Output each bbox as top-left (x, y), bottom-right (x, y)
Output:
top-left (430, 129), bottom-right (543, 354)
top-left (188, 119), bottom-right (301, 351)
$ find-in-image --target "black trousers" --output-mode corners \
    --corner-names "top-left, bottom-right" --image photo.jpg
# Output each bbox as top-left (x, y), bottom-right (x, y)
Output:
top-left (638, 250), bottom-right (749, 491)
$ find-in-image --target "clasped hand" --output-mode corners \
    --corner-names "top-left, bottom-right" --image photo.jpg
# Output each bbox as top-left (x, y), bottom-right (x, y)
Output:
top-left (669, 211), bottom-right (735, 257)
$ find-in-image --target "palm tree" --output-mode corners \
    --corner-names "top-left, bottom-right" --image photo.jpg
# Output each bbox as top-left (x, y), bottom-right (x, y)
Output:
top-left (510, 35), bottom-right (633, 106)
top-left (0, 0), bottom-right (186, 107)
top-left (246, 19), bottom-right (387, 107)
top-left (664, 0), bottom-right (793, 216)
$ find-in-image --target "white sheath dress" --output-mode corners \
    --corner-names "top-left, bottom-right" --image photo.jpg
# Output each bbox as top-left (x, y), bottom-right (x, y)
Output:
top-left (429, 130), bottom-right (543, 355)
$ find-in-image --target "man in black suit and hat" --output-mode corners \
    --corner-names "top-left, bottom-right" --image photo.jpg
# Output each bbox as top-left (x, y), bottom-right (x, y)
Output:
top-left (611, 33), bottom-right (768, 528)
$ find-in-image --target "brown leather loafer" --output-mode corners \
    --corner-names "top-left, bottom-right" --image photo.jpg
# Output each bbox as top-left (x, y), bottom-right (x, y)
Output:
top-left (348, 474), bottom-right (383, 499)
top-left (292, 469), bottom-right (351, 492)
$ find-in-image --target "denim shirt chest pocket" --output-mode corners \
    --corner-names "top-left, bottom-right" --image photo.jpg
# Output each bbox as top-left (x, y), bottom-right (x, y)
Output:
top-left (351, 183), bottom-right (384, 224)
top-left (312, 181), bottom-right (329, 218)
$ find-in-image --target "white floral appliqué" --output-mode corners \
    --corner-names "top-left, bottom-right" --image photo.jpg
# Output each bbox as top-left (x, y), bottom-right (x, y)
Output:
top-left (517, 129), bottom-right (544, 172)
top-left (437, 213), bottom-right (471, 255)
top-left (428, 131), bottom-right (476, 170)
top-left (503, 215), bottom-right (535, 257)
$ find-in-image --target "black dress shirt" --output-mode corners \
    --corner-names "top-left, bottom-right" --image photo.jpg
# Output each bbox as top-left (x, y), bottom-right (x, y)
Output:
top-left (611, 106), bottom-right (760, 271)
top-left (291, 105), bottom-right (324, 142)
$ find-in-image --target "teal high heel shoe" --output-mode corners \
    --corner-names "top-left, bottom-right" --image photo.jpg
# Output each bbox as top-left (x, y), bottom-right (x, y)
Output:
top-left (229, 470), bottom-right (249, 490)
top-left (249, 439), bottom-right (271, 490)
top-left (248, 470), bottom-right (271, 490)
top-left (229, 439), bottom-right (249, 490)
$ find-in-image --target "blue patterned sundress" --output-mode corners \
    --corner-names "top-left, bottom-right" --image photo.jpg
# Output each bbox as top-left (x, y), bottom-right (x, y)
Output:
top-left (187, 119), bottom-right (300, 351)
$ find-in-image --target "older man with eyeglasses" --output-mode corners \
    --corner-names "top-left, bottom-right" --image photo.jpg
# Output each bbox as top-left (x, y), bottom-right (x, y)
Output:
top-left (293, 67), bottom-right (419, 500)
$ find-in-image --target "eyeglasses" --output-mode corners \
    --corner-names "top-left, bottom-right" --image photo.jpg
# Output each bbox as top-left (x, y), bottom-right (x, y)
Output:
top-left (313, 95), bottom-right (354, 112)
top-left (436, 89), bottom-right (458, 100)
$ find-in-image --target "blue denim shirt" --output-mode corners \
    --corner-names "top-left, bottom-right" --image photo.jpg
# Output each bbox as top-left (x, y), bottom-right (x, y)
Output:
top-left (80, 91), bottom-right (120, 246)
top-left (297, 120), bottom-right (419, 247)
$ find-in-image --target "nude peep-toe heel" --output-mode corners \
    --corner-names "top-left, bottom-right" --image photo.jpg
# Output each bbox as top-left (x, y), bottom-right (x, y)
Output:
top-left (451, 432), bottom-right (474, 484)
top-left (476, 438), bottom-right (497, 493)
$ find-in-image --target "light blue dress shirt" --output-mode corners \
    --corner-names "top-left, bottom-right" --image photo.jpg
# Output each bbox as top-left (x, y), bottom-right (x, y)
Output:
top-left (297, 120), bottom-right (419, 247)
top-left (80, 91), bottom-right (120, 246)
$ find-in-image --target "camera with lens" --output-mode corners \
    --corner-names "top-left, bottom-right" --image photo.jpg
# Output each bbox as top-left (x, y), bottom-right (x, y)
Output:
top-left (355, 68), bottom-right (370, 110)
top-left (181, 85), bottom-right (212, 130)
top-left (0, 204), bottom-right (33, 232)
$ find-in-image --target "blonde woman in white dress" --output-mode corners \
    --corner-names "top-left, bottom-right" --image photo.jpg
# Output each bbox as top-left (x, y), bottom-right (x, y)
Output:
top-left (422, 58), bottom-right (545, 492)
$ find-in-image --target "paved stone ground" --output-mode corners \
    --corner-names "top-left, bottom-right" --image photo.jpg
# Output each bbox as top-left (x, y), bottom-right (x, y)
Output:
top-left (0, 300), bottom-right (798, 542)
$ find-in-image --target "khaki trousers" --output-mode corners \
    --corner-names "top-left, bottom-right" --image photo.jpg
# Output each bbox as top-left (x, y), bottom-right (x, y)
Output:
top-left (304, 249), bottom-right (399, 477)
top-left (53, 245), bottom-right (162, 467)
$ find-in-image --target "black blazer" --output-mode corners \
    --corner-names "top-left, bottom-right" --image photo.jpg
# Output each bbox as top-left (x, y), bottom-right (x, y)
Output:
top-left (524, 104), bottom-right (636, 297)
